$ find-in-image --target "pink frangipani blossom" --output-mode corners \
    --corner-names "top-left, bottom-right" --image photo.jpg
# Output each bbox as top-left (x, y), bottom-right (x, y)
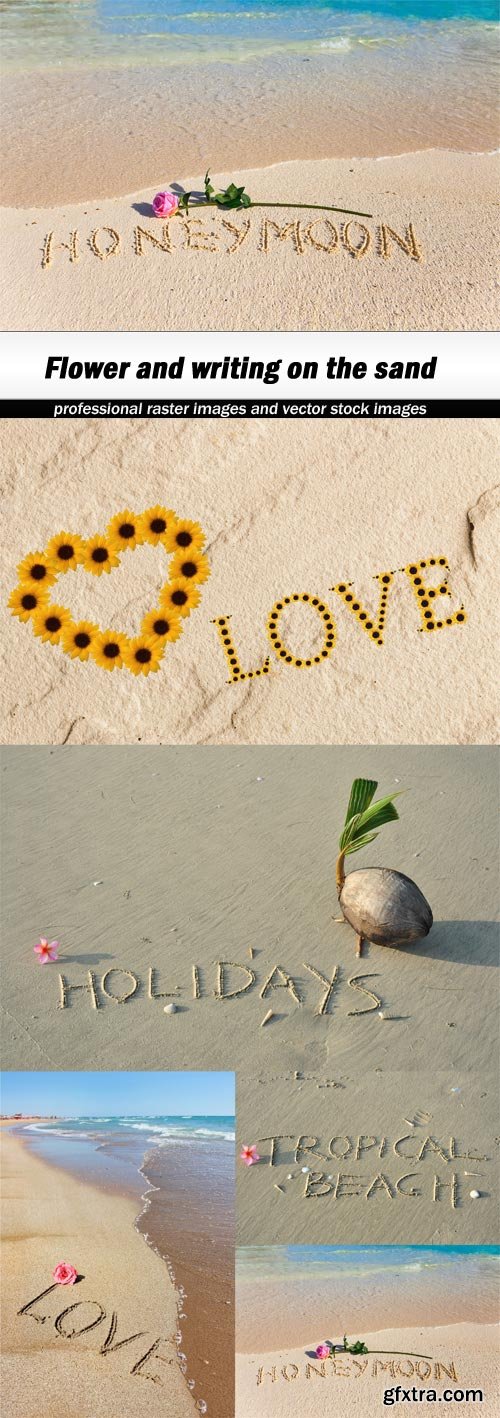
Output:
top-left (52, 1262), bottom-right (78, 1286)
top-left (240, 1144), bottom-right (260, 1166)
top-left (33, 938), bottom-right (60, 964)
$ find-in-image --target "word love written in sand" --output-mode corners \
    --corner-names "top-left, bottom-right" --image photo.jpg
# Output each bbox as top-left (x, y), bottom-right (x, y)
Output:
top-left (249, 1132), bottom-right (492, 1210)
top-left (17, 1283), bottom-right (175, 1387)
top-left (40, 214), bottom-right (423, 270)
top-left (255, 1356), bottom-right (460, 1387)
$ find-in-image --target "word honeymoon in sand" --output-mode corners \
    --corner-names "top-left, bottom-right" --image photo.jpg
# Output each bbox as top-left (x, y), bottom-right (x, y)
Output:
top-left (41, 215), bottom-right (423, 268)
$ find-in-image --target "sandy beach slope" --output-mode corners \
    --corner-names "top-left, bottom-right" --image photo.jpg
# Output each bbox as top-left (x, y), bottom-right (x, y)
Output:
top-left (1, 153), bottom-right (498, 330)
top-left (1, 419), bottom-right (499, 747)
top-left (236, 1325), bottom-right (500, 1416)
top-left (1, 1131), bottom-right (196, 1418)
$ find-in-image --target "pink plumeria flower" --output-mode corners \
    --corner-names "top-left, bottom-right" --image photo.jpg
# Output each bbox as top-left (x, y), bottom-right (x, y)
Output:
top-left (33, 938), bottom-right (60, 964)
top-left (152, 190), bottom-right (179, 218)
top-left (315, 1343), bottom-right (332, 1359)
top-left (240, 1144), bottom-right (260, 1167)
top-left (52, 1262), bottom-right (78, 1286)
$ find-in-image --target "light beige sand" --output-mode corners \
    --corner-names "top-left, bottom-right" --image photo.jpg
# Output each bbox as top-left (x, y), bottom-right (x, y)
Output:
top-left (0, 1132), bottom-right (196, 1418)
top-left (237, 1070), bottom-right (499, 1246)
top-left (236, 1325), bottom-right (500, 1416)
top-left (0, 746), bottom-right (497, 1092)
top-left (1, 153), bottom-right (498, 330)
top-left (1, 419), bottom-right (498, 747)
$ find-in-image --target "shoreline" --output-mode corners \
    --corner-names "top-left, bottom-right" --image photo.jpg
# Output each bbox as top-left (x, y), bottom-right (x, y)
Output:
top-left (236, 1248), bottom-right (500, 1353)
top-left (1, 1130), bottom-right (196, 1417)
top-left (2, 25), bottom-right (498, 208)
top-left (1, 144), bottom-right (497, 215)
top-left (13, 1122), bottom-right (234, 1418)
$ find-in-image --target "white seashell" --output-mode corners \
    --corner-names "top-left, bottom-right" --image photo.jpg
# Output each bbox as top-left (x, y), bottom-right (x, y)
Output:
top-left (164, 1002), bottom-right (177, 1014)
top-left (469, 1190), bottom-right (481, 1199)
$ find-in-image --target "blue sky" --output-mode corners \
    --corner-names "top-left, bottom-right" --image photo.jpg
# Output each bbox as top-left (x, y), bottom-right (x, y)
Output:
top-left (0, 1071), bottom-right (234, 1117)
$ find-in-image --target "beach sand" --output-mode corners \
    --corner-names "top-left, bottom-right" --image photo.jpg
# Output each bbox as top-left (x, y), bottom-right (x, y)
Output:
top-left (1, 419), bottom-right (499, 747)
top-left (237, 1069), bottom-right (500, 1247)
top-left (0, 1130), bottom-right (197, 1418)
top-left (0, 744), bottom-right (497, 1084)
top-left (1, 153), bottom-right (498, 330)
top-left (236, 1325), bottom-right (500, 1416)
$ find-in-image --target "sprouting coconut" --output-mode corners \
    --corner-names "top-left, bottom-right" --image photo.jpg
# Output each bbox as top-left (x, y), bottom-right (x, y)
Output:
top-left (336, 778), bottom-right (433, 956)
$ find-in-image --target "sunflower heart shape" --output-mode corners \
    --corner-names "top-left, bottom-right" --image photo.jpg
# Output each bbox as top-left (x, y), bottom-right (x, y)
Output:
top-left (9, 507), bottom-right (210, 677)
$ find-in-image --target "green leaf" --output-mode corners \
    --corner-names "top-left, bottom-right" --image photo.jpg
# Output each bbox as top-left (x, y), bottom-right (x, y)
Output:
top-left (204, 170), bottom-right (214, 199)
top-left (241, 192), bottom-right (252, 207)
top-left (339, 783), bottom-right (402, 856)
top-left (344, 779), bottom-right (378, 826)
top-left (343, 830), bottom-right (379, 857)
top-left (355, 795), bottom-right (401, 835)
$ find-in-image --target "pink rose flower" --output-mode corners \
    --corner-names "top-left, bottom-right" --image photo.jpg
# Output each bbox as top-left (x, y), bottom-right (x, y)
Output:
top-left (34, 938), bottom-right (60, 964)
top-left (52, 1262), bottom-right (78, 1286)
top-left (152, 191), bottom-right (179, 218)
top-left (315, 1343), bottom-right (332, 1359)
top-left (240, 1144), bottom-right (260, 1166)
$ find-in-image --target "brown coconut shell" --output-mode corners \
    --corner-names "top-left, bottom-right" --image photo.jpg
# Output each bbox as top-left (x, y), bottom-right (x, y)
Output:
top-left (340, 867), bottom-right (433, 946)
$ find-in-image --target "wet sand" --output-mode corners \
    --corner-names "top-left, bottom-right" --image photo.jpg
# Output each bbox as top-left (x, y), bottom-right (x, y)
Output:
top-left (139, 1138), bottom-right (235, 1418)
top-left (2, 43), bottom-right (498, 209)
top-left (236, 1246), bottom-right (500, 1351)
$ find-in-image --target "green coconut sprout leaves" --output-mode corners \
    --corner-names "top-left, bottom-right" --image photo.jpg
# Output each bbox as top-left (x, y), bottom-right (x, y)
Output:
top-left (339, 778), bottom-right (401, 858)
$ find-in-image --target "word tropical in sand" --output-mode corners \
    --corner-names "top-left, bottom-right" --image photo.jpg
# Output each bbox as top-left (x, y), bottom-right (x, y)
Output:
top-left (17, 1283), bottom-right (178, 1388)
top-left (40, 214), bottom-right (423, 268)
top-left (248, 1132), bottom-right (490, 1209)
top-left (213, 555), bottom-right (467, 683)
top-left (8, 507), bottom-right (210, 676)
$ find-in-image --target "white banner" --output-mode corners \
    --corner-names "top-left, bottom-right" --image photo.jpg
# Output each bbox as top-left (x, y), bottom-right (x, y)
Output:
top-left (0, 331), bottom-right (498, 401)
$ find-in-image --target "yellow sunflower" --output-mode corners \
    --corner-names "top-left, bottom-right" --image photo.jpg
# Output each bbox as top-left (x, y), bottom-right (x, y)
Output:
top-left (123, 636), bottom-right (164, 676)
top-left (164, 518), bottom-right (206, 555)
top-left (82, 534), bottom-right (120, 576)
top-left (46, 532), bottom-right (85, 573)
top-left (32, 604), bottom-right (72, 645)
top-left (17, 550), bottom-right (57, 589)
top-left (107, 510), bottom-right (145, 553)
top-left (139, 505), bottom-right (175, 545)
top-left (169, 548), bottom-right (210, 585)
top-left (62, 619), bottom-right (99, 661)
top-left (141, 607), bottom-right (183, 642)
top-left (8, 584), bottom-right (49, 622)
top-left (160, 577), bottom-right (201, 618)
top-left (91, 629), bottom-right (128, 670)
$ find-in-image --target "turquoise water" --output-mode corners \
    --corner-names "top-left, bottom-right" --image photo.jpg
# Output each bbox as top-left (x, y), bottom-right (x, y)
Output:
top-left (23, 1113), bottom-right (235, 1141)
top-left (2, 0), bottom-right (498, 72)
top-left (238, 1244), bottom-right (500, 1282)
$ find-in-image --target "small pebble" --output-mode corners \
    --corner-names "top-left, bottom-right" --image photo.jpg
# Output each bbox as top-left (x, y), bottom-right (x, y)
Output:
top-left (164, 1002), bottom-right (177, 1014)
top-left (469, 1190), bottom-right (480, 1199)
top-left (301, 1166), bottom-right (310, 1173)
